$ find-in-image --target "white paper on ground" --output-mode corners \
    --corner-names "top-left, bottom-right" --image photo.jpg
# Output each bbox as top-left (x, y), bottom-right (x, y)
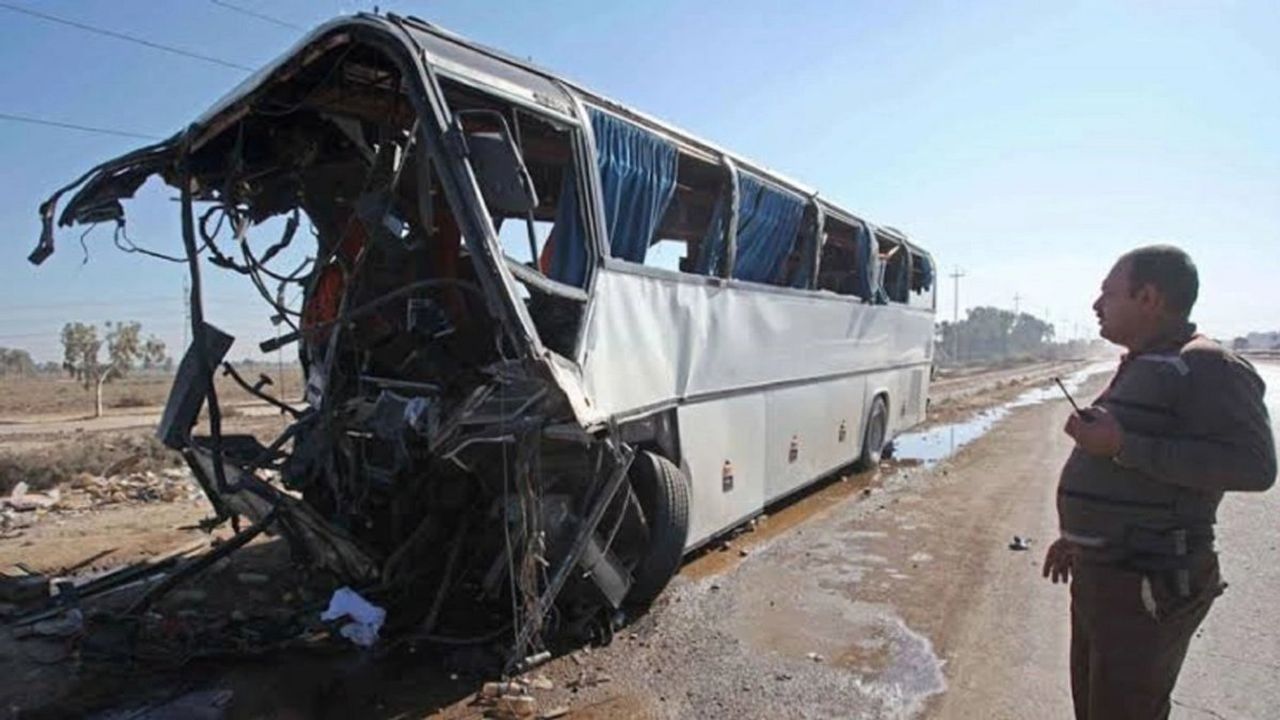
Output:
top-left (320, 586), bottom-right (386, 647)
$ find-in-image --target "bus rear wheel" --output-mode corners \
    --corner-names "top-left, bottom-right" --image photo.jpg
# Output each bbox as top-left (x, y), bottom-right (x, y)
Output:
top-left (853, 395), bottom-right (888, 471)
top-left (624, 451), bottom-right (690, 608)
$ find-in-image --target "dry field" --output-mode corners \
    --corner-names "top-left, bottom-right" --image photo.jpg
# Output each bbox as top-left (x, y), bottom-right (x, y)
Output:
top-left (0, 367), bottom-right (305, 420)
top-left (0, 368), bottom-right (304, 495)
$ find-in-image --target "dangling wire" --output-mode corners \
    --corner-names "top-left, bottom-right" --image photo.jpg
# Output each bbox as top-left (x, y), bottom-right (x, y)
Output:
top-left (78, 223), bottom-right (98, 265)
top-left (112, 221), bottom-right (186, 263)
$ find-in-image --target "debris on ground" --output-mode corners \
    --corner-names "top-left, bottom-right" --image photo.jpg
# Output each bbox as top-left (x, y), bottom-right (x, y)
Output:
top-left (565, 670), bottom-right (612, 691)
top-left (67, 468), bottom-right (199, 507)
top-left (475, 680), bottom-right (538, 720)
top-left (320, 587), bottom-right (387, 648)
top-left (2, 482), bottom-right (61, 511)
top-left (806, 652), bottom-right (825, 663)
top-left (1009, 535), bottom-right (1032, 551)
top-left (0, 572), bottom-right (50, 604)
top-left (527, 674), bottom-right (555, 691)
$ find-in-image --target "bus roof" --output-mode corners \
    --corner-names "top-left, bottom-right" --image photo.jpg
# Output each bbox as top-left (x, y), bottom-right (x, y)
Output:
top-left (394, 15), bottom-right (928, 258)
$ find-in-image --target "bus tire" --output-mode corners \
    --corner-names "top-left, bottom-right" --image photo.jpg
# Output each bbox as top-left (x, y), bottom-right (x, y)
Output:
top-left (625, 450), bottom-right (690, 608)
top-left (853, 395), bottom-right (888, 471)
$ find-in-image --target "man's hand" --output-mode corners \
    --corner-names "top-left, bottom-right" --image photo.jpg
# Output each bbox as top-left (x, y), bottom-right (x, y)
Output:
top-left (1042, 538), bottom-right (1076, 584)
top-left (1065, 406), bottom-right (1124, 458)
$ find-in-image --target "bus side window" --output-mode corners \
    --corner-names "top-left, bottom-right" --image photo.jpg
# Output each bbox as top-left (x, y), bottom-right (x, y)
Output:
top-left (443, 88), bottom-right (588, 289)
top-left (816, 220), bottom-right (864, 299)
top-left (879, 235), bottom-right (910, 304)
top-left (646, 150), bottom-right (723, 275)
top-left (908, 250), bottom-right (935, 309)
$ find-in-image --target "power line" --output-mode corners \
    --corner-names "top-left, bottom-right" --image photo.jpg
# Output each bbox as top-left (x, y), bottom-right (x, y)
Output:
top-left (0, 1), bottom-right (253, 72)
top-left (0, 111), bottom-right (160, 141)
top-left (3, 295), bottom-right (253, 313)
top-left (209, 0), bottom-right (304, 31)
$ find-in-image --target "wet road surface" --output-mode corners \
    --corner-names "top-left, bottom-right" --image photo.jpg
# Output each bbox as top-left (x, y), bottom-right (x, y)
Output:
top-left (552, 360), bottom-right (1278, 719)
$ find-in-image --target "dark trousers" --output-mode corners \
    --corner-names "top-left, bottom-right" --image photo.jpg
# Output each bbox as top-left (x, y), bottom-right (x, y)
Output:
top-left (1069, 552), bottom-right (1222, 720)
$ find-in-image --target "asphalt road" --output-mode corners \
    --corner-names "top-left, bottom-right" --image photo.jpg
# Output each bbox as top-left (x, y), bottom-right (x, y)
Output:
top-left (930, 361), bottom-right (1280, 720)
top-left (527, 361), bottom-right (1279, 719)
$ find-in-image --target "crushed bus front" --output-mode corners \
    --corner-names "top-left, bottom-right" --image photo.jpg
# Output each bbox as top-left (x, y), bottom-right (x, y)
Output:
top-left (28, 13), bottom-right (682, 668)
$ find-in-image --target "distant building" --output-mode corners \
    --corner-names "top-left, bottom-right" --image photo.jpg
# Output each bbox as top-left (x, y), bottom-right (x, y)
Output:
top-left (1233, 331), bottom-right (1280, 351)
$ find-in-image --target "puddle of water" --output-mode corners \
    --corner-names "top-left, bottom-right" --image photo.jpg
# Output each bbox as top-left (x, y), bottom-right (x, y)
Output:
top-left (729, 564), bottom-right (947, 716)
top-left (894, 361), bottom-right (1114, 465)
top-left (840, 614), bottom-right (948, 710)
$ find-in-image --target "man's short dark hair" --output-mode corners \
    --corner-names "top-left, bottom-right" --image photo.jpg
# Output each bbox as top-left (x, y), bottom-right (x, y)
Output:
top-left (1121, 245), bottom-right (1199, 318)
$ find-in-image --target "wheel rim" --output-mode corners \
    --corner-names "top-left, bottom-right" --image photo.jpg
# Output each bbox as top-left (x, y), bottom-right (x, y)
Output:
top-left (869, 404), bottom-right (886, 456)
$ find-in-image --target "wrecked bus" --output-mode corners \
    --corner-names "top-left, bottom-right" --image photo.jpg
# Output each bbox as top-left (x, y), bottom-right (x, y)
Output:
top-left (28, 14), bottom-right (935, 667)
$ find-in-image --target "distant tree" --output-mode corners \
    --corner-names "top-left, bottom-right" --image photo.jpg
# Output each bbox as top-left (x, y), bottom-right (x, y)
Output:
top-left (0, 347), bottom-right (37, 377)
top-left (936, 306), bottom-right (1058, 367)
top-left (141, 335), bottom-right (167, 370)
top-left (1010, 313), bottom-right (1055, 355)
top-left (61, 320), bottom-right (151, 418)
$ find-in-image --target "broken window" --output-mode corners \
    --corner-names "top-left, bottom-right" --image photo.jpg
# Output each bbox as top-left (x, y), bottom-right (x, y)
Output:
top-left (588, 108), bottom-right (678, 265)
top-left (645, 150), bottom-right (726, 274)
top-left (731, 173), bottom-right (807, 286)
top-left (817, 219), bottom-right (862, 299)
top-left (441, 80), bottom-right (592, 356)
top-left (907, 248), bottom-right (936, 310)
top-left (878, 232), bottom-right (911, 304)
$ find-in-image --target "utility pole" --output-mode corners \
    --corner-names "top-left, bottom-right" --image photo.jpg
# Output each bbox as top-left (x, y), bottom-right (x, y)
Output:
top-left (1013, 293), bottom-right (1022, 316)
top-left (950, 267), bottom-right (965, 363)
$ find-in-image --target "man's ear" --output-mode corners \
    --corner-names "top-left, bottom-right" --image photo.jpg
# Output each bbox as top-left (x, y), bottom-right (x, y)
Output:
top-left (1136, 283), bottom-right (1164, 313)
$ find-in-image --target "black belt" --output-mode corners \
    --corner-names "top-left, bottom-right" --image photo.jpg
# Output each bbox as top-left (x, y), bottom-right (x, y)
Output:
top-left (1059, 487), bottom-right (1174, 510)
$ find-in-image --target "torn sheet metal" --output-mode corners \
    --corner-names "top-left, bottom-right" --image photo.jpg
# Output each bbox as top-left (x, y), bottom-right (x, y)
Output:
top-left (23, 12), bottom-right (705, 663)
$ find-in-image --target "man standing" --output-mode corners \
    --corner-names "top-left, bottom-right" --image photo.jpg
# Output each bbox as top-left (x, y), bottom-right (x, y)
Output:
top-left (1042, 245), bottom-right (1276, 719)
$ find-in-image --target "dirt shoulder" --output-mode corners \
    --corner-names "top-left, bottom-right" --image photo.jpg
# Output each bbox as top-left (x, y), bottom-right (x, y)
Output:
top-left (926, 359), bottom-right (1095, 427)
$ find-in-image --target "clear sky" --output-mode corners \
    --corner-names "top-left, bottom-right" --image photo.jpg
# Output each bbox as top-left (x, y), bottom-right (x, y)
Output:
top-left (1, 0), bottom-right (1277, 362)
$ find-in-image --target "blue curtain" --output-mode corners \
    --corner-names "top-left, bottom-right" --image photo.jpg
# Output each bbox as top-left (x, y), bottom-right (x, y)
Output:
top-left (893, 251), bottom-right (910, 300)
top-left (589, 109), bottom-right (677, 263)
top-left (789, 206), bottom-right (819, 289)
top-left (732, 173), bottom-right (806, 283)
top-left (917, 252), bottom-right (934, 291)
top-left (547, 165), bottom-right (587, 286)
top-left (853, 224), bottom-right (883, 303)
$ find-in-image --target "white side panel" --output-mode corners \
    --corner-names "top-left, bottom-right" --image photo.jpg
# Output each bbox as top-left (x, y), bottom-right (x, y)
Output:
top-left (678, 395), bottom-right (767, 548)
top-left (763, 377), bottom-right (864, 502)
top-left (577, 268), bottom-right (934, 425)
